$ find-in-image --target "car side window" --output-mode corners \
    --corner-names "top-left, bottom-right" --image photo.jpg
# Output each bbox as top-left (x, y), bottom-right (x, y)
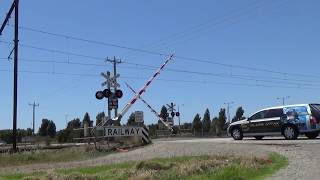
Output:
top-left (265, 108), bottom-right (283, 118)
top-left (250, 110), bottom-right (268, 120)
top-left (283, 106), bottom-right (308, 116)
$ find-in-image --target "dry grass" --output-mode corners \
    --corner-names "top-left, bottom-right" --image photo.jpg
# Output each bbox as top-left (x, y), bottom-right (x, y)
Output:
top-left (2, 153), bottom-right (287, 180)
top-left (0, 146), bottom-right (109, 167)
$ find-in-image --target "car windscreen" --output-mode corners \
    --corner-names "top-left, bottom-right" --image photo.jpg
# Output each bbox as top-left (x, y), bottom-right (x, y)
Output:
top-left (310, 104), bottom-right (320, 120)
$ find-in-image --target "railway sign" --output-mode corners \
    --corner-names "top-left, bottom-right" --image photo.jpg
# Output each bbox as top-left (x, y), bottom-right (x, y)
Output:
top-left (101, 71), bottom-right (120, 88)
top-left (166, 102), bottom-right (176, 112)
top-left (103, 126), bottom-right (150, 144)
top-left (135, 111), bottom-right (144, 123)
top-left (108, 97), bottom-right (118, 110)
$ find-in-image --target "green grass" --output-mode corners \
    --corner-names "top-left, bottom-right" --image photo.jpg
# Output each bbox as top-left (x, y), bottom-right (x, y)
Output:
top-left (0, 146), bottom-right (109, 167)
top-left (0, 153), bottom-right (288, 180)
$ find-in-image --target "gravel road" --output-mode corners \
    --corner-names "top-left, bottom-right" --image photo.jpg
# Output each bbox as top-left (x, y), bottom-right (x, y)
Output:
top-left (1, 137), bottom-right (319, 179)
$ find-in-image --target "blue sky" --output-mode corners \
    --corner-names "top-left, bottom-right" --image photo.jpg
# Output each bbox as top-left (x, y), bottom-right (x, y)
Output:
top-left (1, 0), bottom-right (320, 130)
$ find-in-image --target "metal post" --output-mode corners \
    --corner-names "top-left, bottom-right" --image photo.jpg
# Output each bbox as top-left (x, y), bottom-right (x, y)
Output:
top-left (29, 101), bottom-right (39, 135)
top-left (224, 102), bottom-right (234, 124)
top-left (178, 106), bottom-right (181, 136)
top-left (227, 105), bottom-right (230, 123)
top-left (12, 0), bottom-right (19, 152)
top-left (201, 119), bottom-right (203, 137)
top-left (113, 57), bottom-right (117, 118)
top-left (277, 96), bottom-right (290, 106)
top-left (65, 114), bottom-right (68, 127)
top-left (106, 57), bottom-right (121, 125)
top-left (107, 71), bottom-right (111, 123)
top-left (0, 0), bottom-right (19, 152)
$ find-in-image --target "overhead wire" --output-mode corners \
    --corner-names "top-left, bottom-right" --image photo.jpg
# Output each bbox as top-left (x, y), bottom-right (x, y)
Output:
top-left (1, 0), bottom-right (316, 80)
top-left (0, 69), bottom-right (318, 90)
top-left (1, 38), bottom-right (320, 84)
top-left (1, 56), bottom-right (318, 87)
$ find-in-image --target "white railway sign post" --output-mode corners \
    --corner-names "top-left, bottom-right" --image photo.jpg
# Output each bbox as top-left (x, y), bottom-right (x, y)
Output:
top-left (135, 111), bottom-right (144, 123)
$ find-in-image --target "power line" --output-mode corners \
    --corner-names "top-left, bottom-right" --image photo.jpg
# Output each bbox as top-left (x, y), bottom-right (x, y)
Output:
top-left (9, 25), bottom-right (167, 57)
top-left (1, 57), bottom-right (319, 87)
top-left (0, 2), bottom-right (314, 80)
top-left (2, 37), bottom-right (319, 81)
top-left (144, 0), bottom-right (277, 52)
top-left (0, 69), bottom-right (319, 90)
top-left (0, 40), bottom-right (105, 61)
top-left (8, 1), bottom-right (265, 58)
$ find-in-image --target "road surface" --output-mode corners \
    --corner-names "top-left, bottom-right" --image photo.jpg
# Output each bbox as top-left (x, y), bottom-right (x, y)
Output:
top-left (0, 137), bottom-right (319, 179)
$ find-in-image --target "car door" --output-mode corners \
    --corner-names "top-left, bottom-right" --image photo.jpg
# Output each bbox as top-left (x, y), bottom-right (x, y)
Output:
top-left (261, 108), bottom-right (282, 133)
top-left (247, 110), bottom-right (268, 134)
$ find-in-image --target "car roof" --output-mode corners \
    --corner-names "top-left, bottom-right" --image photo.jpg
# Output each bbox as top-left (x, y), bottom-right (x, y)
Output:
top-left (249, 104), bottom-right (311, 116)
top-left (260, 104), bottom-right (309, 111)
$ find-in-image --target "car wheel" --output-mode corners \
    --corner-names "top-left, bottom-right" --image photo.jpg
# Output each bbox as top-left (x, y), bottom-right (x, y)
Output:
top-left (305, 132), bottom-right (319, 139)
top-left (283, 126), bottom-right (298, 140)
top-left (231, 127), bottom-right (243, 140)
top-left (254, 136), bottom-right (264, 140)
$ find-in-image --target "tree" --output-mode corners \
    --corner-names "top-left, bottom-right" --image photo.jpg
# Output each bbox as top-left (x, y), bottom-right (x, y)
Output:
top-left (181, 122), bottom-right (192, 129)
top-left (160, 106), bottom-right (169, 122)
top-left (0, 129), bottom-right (35, 144)
top-left (58, 118), bottom-right (82, 143)
top-left (127, 113), bottom-right (136, 126)
top-left (192, 114), bottom-right (202, 132)
top-left (202, 108), bottom-right (211, 132)
top-left (38, 119), bottom-right (56, 138)
top-left (211, 117), bottom-right (219, 134)
top-left (218, 108), bottom-right (227, 131)
top-left (47, 121), bottom-right (56, 138)
top-left (38, 119), bottom-right (50, 136)
top-left (96, 112), bottom-right (106, 126)
top-left (57, 129), bottom-right (71, 143)
top-left (26, 128), bottom-right (33, 136)
top-left (67, 118), bottom-right (81, 129)
top-left (232, 107), bottom-right (245, 123)
top-left (83, 112), bottom-right (91, 127)
top-left (148, 124), bottom-right (159, 137)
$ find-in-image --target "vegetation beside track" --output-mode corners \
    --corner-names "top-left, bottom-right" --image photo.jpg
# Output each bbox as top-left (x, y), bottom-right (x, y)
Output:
top-left (0, 153), bottom-right (287, 180)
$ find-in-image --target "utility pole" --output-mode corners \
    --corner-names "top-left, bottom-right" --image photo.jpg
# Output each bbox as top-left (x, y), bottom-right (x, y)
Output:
top-left (65, 114), bottom-right (69, 127)
top-left (178, 106), bottom-right (181, 136)
top-left (0, 0), bottom-right (19, 152)
top-left (28, 101), bottom-right (39, 136)
top-left (277, 96), bottom-right (290, 105)
top-left (224, 101), bottom-right (234, 124)
top-left (106, 57), bottom-right (122, 124)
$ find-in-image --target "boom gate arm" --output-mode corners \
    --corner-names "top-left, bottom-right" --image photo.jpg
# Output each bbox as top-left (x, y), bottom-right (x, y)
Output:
top-left (125, 82), bottom-right (173, 132)
top-left (113, 54), bottom-right (174, 122)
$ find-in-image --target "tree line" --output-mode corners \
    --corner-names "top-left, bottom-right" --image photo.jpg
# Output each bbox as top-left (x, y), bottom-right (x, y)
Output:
top-left (0, 105), bottom-right (245, 143)
top-left (147, 105), bottom-right (245, 136)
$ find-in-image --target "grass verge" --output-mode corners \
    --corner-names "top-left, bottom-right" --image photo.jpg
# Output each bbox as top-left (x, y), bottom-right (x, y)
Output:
top-left (0, 153), bottom-right (287, 180)
top-left (0, 146), bottom-right (109, 167)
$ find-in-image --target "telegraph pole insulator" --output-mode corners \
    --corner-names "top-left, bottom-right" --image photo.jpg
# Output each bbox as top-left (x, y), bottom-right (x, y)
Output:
top-left (115, 89), bottom-right (123, 98)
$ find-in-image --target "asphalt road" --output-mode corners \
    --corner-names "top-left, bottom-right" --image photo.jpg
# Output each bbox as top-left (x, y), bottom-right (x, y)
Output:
top-left (1, 137), bottom-right (320, 179)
